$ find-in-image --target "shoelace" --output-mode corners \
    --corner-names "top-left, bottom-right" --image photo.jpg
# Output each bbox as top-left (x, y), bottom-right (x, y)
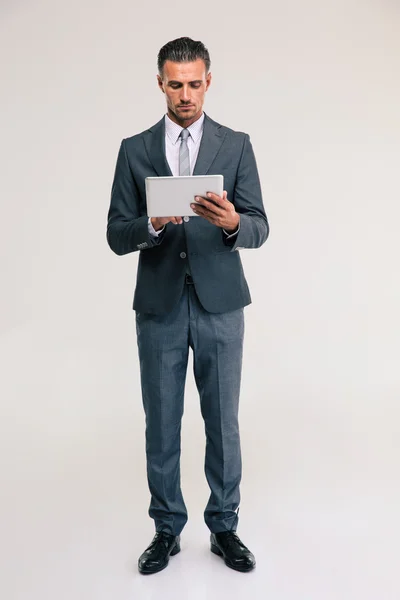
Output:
top-left (224, 531), bottom-right (240, 548)
top-left (152, 531), bottom-right (174, 550)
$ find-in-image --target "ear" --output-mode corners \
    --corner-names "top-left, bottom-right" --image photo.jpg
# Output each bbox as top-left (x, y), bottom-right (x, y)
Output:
top-left (157, 75), bottom-right (165, 93)
top-left (206, 72), bottom-right (212, 91)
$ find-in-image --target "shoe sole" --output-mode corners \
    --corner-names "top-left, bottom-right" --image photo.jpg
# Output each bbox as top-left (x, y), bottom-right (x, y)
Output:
top-left (210, 543), bottom-right (255, 572)
top-left (138, 542), bottom-right (181, 575)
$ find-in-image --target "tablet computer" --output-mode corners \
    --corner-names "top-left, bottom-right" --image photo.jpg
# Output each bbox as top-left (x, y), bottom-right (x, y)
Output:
top-left (145, 174), bottom-right (224, 217)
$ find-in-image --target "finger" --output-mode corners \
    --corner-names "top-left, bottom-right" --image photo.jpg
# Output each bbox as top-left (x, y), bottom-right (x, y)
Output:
top-left (192, 206), bottom-right (218, 225)
top-left (194, 193), bottom-right (220, 206)
top-left (193, 197), bottom-right (224, 216)
top-left (191, 205), bottom-right (207, 218)
top-left (205, 191), bottom-right (227, 206)
top-left (191, 203), bottom-right (209, 216)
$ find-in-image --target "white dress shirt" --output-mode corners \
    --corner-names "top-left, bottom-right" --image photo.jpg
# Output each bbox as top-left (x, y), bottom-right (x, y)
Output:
top-left (148, 112), bottom-right (240, 238)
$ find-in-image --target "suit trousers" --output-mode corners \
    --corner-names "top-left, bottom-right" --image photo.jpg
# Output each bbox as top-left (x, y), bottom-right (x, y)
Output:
top-left (135, 274), bottom-right (245, 536)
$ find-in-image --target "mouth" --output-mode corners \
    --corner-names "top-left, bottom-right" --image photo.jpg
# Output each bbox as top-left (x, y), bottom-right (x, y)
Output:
top-left (178, 106), bottom-right (194, 110)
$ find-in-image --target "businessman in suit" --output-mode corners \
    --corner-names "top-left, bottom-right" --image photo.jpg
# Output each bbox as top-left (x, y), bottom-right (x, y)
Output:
top-left (106, 37), bottom-right (269, 574)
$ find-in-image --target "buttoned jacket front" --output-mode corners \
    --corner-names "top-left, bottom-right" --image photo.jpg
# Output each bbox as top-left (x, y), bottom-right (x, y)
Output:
top-left (106, 112), bottom-right (270, 314)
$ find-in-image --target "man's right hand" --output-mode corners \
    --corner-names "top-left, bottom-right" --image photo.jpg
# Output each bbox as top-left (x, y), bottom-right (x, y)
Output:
top-left (151, 216), bottom-right (183, 231)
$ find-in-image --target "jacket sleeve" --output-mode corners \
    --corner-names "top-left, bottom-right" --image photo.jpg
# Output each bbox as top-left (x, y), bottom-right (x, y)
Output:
top-left (106, 138), bottom-right (166, 256)
top-left (223, 133), bottom-right (270, 250)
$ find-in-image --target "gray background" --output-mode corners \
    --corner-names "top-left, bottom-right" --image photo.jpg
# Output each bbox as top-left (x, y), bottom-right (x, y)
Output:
top-left (1, 0), bottom-right (399, 598)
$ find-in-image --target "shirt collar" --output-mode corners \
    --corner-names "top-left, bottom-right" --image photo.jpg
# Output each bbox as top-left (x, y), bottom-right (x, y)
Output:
top-left (165, 111), bottom-right (205, 144)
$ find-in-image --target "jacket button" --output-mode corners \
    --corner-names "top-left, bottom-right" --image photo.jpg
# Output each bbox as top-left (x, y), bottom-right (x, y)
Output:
top-left (183, 216), bottom-right (189, 222)
top-left (180, 252), bottom-right (186, 259)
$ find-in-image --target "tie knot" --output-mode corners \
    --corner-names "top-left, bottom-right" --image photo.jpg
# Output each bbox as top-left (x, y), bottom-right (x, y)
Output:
top-left (180, 128), bottom-right (190, 141)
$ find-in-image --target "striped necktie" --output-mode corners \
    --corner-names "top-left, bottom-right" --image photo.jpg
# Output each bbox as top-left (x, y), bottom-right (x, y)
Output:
top-left (179, 128), bottom-right (190, 175)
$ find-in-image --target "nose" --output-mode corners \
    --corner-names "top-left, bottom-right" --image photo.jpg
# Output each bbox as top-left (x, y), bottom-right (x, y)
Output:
top-left (180, 85), bottom-right (191, 102)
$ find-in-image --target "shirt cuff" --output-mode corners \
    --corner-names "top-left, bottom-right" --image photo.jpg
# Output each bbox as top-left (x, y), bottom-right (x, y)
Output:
top-left (148, 217), bottom-right (165, 237)
top-left (222, 220), bottom-right (241, 239)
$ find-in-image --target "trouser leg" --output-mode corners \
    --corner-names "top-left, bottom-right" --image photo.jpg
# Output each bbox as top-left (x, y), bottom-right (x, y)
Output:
top-left (135, 285), bottom-right (190, 536)
top-left (187, 283), bottom-right (245, 533)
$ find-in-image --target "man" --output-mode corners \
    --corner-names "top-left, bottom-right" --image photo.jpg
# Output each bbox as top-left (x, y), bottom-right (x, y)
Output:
top-left (106, 37), bottom-right (269, 574)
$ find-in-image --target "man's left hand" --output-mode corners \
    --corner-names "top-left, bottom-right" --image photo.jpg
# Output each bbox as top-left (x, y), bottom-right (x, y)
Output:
top-left (190, 191), bottom-right (240, 233)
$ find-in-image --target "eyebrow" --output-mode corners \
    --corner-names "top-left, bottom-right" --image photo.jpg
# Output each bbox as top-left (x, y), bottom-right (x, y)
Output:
top-left (168, 80), bottom-right (203, 84)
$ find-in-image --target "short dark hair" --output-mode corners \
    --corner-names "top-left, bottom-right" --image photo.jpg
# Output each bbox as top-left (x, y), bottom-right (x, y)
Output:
top-left (157, 37), bottom-right (211, 78)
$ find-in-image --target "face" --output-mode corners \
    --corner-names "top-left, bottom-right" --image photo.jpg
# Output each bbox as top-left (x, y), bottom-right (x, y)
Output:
top-left (157, 59), bottom-right (211, 127)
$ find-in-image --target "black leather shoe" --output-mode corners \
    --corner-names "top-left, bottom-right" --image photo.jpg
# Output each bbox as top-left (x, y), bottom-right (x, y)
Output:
top-left (138, 531), bottom-right (181, 574)
top-left (210, 531), bottom-right (256, 572)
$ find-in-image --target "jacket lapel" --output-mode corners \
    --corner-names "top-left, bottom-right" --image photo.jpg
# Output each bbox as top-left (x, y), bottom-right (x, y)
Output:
top-left (192, 113), bottom-right (226, 175)
top-left (144, 112), bottom-right (226, 176)
top-left (144, 115), bottom-right (173, 176)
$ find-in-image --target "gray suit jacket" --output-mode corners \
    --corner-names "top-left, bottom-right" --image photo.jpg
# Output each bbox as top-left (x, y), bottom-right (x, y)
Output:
top-left (106, 112), bottom-right (269, 314)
